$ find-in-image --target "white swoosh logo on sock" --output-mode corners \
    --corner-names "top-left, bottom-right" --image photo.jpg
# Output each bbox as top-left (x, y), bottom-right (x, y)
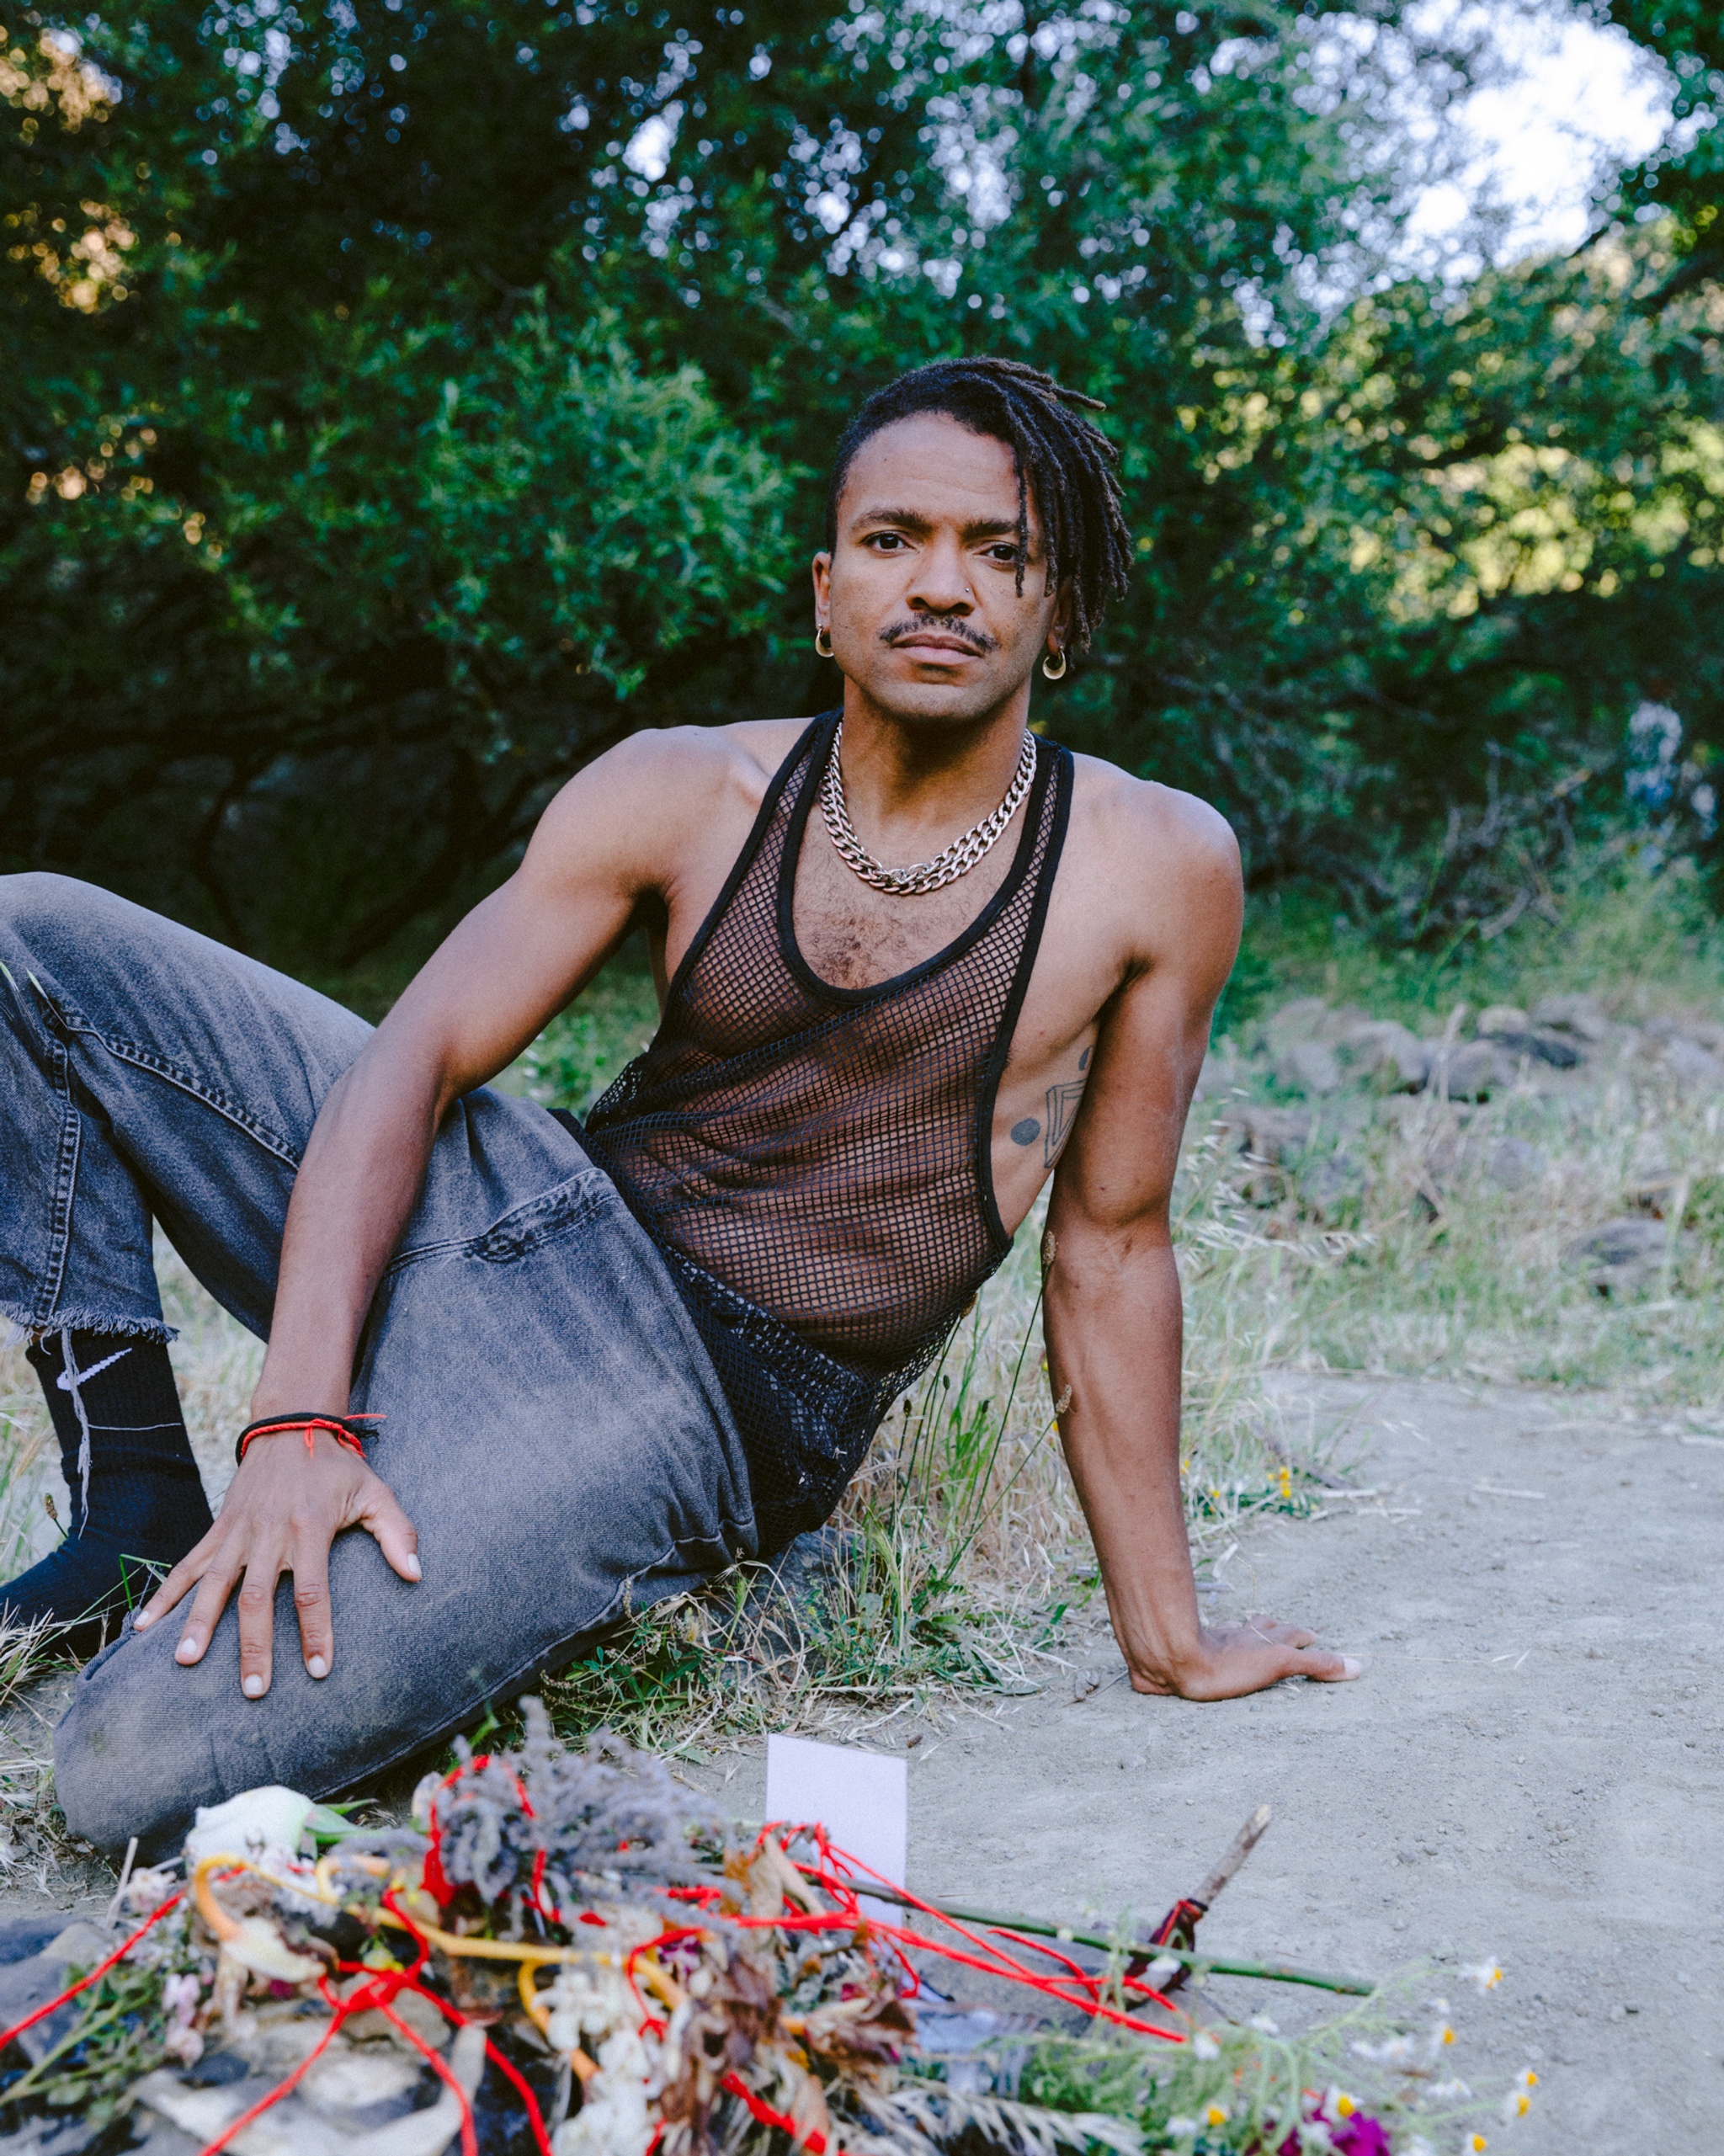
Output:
top-left (56, 1346), bottom-right (132, 1392)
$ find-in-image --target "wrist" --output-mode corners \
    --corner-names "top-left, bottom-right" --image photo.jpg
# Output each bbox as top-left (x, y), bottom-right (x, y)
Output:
top-left (237, 1410), bottom-right (375, 1471)
top-left (250, 1377), bottom-right (349, 1422)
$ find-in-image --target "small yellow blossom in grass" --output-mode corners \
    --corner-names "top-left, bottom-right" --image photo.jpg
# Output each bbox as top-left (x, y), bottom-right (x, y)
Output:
top-left (1279, 1462), bottom-right (1293, 1501)
top-left (1321, 2086), bottom-right (1358, 2122)
top-left (1502, 2089), bottom-right (1534, 2121)
top-left (1516, 2069), bottom-right (1538, 2090)
top-left (1205, 2101), bottom-right (1231, 2128)
top-left (1467, 2135), bottom-right (1489, 2153)
top-left (1465, 1958), bottom-right (1504, 1991)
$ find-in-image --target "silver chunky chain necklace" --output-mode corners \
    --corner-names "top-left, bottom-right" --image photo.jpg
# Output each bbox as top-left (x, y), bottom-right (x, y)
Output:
top-left (818, 721), bottom-right (1038, 897)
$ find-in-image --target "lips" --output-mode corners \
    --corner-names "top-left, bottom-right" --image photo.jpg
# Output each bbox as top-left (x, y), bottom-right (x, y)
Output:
top-left (891, 635), bottom-right (984, 659)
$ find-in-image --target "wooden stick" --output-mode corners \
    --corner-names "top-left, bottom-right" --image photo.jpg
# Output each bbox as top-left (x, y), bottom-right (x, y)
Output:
top-left (1194, 1802), bottom-right (1272, 1913)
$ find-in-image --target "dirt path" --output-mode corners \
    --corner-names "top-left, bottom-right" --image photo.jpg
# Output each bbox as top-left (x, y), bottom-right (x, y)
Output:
top-left (0, 1374), bottom-right (1716, 2148)
top-left (690, 1376), bottom-right (1723, 2153)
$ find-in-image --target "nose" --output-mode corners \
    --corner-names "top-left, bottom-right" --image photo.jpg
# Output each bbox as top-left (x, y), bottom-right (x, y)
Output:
top-left (906, 530), bottom-right (975, 616)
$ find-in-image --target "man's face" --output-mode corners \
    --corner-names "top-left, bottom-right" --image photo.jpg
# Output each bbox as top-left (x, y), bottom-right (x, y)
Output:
top-left (813, 412), bottom-right (1068, 728)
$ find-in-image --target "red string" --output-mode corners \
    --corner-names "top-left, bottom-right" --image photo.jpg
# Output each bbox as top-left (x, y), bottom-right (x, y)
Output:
top-left (194, 1887), bottom-right (553, 2156)
top-left (383, 1889), bottom-right (555, 2156)
top-left (0, 1891), bottom-right (185, 2059)
top-left (170, 1803), bottom-right (1184, 2156)
top-left (721, 2068), bottom-right (831, 2153)
top-left (766, 1827), bottom-right (1186, 2041)
top-left (195, 2000), bottom-right (346, 2156)
top-left (235, 1414), bottom-right (379, 1465)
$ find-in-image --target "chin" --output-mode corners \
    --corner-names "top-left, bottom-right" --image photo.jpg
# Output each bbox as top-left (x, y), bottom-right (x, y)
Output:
top-left (859, 671), bottom-right (1013, 728)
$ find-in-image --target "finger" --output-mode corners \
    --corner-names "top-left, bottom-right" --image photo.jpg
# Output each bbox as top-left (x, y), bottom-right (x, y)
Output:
top-left (1244, 1615), bottom-right (1319, 1649)
top-left (357, 1478), bottom-right (422, 1584)
top-left (135, 1530), bottom-right (222, 1629)
top-left (236, 1556), bottom-right (284, 1700)
top-left (292, 1539), bottom-right (334, 1680)
top-left (173, 1561), bottom-right (242, 1669)
top-left (1287, 1648), bottom-right (1364, 1684)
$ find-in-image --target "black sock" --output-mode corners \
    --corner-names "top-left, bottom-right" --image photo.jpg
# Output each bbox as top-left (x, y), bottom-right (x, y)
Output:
top-left (8, 1332), bottom-right (214, 1642)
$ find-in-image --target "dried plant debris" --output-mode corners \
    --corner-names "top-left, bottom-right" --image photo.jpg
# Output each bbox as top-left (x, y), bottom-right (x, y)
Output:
top-left (0, 1712), bottom-right (1530, 2154)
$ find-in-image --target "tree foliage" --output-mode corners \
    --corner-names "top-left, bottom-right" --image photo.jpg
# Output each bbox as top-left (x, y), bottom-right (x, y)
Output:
top-left (3, 0), bottom-right (1722, 968)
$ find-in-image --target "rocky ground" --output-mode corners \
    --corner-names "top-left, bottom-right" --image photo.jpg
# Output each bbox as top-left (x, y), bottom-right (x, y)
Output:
top-left (686, 1374), bottom-right (1724, 2155)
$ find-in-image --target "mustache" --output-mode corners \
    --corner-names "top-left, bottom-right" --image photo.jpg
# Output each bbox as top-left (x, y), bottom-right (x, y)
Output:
top-left (879, 615), bottom-right (998, 657)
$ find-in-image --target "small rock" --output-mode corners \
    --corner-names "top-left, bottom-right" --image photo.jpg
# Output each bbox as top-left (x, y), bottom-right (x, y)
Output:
top-left (1660, 1035), bottom-right (1724, 1089)
top-left (1261, 996), bottom-right (1333, 1050)
top-left (1274, 1038), bottom-right (1343, 1096)
top-left (1336, 1018), bottom-right (1429, 1091)
top-left (1530, 991), bottom-right (1610, 1043)
top-left (1226, 1104), bottom-right (1312, 1163)
top-left (1486, 1137), bottom-right (1546, 1192)
top-left (1477, 1007), bottom-right (1581, 1067)
top-left (1562, 1216), bottom-right (1666, 1294)
top-left (1429, 1038), bottom-right (1503, 1101)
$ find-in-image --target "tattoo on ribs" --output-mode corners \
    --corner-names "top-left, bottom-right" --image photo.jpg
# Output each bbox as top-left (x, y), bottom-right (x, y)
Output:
top-left (1043, 1076), bottom-right (1087, 1166)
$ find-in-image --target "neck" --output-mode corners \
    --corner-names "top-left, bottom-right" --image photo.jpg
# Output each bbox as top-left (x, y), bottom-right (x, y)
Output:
top-left (836, 680), bottom-right (1034, 859)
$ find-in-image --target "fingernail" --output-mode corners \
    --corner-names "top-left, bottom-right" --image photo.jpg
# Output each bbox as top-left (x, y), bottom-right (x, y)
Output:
top-left (242, 1673), bottom-right (265, 1698)
top-left (306, 1654), bottom-right (327, 1680)
top-left (1341, 1655), bottom-right (1363, 1678)
top-left (133, 1610), bottom-right (154, 1629)
top-left (175, 1638), bottom-right (200, 1664)
top-left (403, 1555), bottom-right (422, 1581)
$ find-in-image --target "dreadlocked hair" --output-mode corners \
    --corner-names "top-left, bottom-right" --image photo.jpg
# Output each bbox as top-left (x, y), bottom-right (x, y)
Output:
top-left (825, 355), bottom-right (1132, 655)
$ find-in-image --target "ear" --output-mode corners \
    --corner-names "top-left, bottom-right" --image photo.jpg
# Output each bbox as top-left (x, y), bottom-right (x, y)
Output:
top-left (811, 551), bottom-right (833, 638)
top-left (1046, 578), bottom-right (1075, 659)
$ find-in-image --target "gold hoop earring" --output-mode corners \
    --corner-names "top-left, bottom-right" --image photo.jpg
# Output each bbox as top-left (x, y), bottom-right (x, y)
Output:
top-left (815, 627), bottom-right (834, 658)
top-left (1041, 647), bottom-right (1067, 680)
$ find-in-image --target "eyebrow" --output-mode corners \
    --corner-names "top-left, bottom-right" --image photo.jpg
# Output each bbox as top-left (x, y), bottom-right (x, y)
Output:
top-left (847, 504), bottom-right (1025, 543)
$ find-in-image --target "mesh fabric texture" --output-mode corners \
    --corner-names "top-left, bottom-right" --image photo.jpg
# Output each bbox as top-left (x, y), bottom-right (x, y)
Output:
top-left (580, 713), bottom-right (1072, 1546)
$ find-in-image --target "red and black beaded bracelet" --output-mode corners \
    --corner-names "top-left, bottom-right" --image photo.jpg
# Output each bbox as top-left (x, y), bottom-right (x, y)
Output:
top-left (233, 1411), bottom-right (383, 1467)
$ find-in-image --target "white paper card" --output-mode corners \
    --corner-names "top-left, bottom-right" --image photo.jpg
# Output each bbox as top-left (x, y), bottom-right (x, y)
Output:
top-left (764, 1734), bottom-right (907, 1920)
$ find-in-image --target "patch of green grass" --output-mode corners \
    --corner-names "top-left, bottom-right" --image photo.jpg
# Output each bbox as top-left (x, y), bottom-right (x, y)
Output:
top-left (505, 945), bottom-right (661, 1117)
top-left (540, 1184), bottom-right (1338, 1754)
top-left (1231, 844), bottom-right (1724, 1037)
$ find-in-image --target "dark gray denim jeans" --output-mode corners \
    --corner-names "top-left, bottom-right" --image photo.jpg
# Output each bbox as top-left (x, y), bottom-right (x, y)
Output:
top-left (0, 875), bottom-right (756, 1854)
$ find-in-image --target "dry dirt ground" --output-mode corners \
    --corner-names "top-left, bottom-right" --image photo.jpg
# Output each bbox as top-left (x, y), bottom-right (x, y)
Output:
top-left (685, 1375), bottom-right (1724, 2154)
top-left (0, 1373), bottom-right (1717, 2151)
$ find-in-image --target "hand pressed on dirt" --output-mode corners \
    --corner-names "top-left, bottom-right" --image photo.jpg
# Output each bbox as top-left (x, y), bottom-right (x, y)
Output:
top-left (1129, 1616), bottom-right (1364, 1701)
top-left (131, 1429), bottom-right (421, 1698)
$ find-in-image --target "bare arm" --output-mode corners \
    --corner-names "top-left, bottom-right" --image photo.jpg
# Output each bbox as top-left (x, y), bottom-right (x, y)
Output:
top-left (1043, 795), bottom-right (1358, 1699)
top-left (136, 729), bottom-right (727, 1694)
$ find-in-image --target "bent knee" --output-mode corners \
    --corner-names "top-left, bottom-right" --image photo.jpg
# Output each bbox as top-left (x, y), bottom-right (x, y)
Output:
top-left (0, 872), bottom-right (130, 956)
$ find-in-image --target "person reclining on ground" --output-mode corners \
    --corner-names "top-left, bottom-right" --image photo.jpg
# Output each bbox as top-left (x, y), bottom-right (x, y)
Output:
top-left (0, 356), bottom-right (1360, 1854)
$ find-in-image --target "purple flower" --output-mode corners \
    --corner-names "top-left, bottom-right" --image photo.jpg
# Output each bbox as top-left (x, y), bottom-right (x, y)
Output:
top-left (1274, 2115), bottom-right (1394, 2156)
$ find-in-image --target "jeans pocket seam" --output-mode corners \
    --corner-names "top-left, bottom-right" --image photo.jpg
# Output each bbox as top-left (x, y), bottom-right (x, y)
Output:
top-left (386, 1169), bottom-right (615, 1277)
top-left (82, 1030), bottom-right (303, 1168)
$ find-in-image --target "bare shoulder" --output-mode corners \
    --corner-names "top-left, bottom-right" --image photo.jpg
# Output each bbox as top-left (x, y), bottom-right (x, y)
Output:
top-left (534, 716), bottom-right (813, 853)
top-left (1066, 750), bottom-right (1241, 889)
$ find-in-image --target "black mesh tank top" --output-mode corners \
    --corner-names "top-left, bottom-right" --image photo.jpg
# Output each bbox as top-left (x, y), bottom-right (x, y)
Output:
top-left (578, 711), bottom-right (1072, 1546)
